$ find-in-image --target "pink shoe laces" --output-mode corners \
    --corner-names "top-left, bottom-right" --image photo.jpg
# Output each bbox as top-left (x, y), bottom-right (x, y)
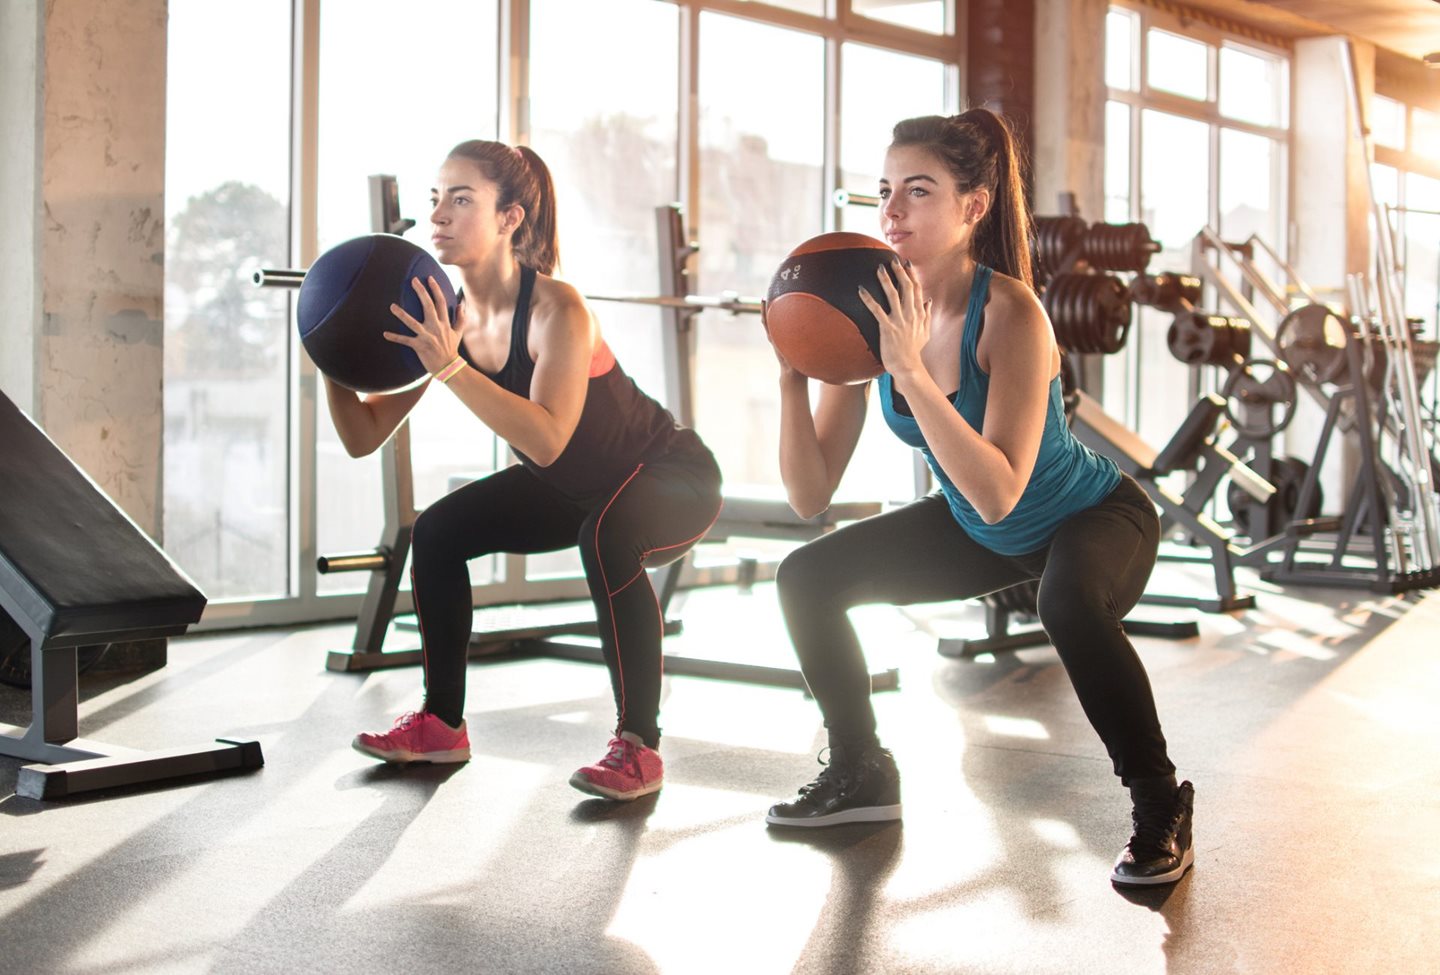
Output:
top-left (598, 737), bottom-right (640, 774)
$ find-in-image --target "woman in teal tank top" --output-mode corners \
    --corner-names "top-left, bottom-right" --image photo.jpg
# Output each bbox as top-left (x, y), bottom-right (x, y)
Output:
top-left (764, 109), bottom-right (1194, 888)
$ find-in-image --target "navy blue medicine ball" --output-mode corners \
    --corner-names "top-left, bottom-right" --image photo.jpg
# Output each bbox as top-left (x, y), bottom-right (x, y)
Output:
top-left (297, 234), bottom-right (458, 393)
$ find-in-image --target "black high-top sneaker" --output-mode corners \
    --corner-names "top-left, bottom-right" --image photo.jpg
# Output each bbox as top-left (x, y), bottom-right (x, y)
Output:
top-left (1111, 779), bottom-right (1195, 886)
top-left (765, 746), bottom-right (903, 827)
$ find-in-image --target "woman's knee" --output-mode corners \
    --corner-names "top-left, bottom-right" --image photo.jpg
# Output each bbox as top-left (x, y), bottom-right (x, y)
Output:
top-left (775, 541), bottom-right (838, 604)
top-left (411, 505), bottom-right (474, 565)
top-left (410, 507), bottom-right (445, 555)
top-left (1036, 582), bottom-right (1120, 638)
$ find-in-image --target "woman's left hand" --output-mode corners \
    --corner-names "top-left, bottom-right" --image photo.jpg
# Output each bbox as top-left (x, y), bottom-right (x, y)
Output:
top-left (860, 260), bottom-right (931, 380)
top-left (383, 276), bottom-right (462, 375)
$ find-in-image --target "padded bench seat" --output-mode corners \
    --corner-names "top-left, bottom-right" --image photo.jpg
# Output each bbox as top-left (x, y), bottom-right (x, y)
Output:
top-left (0, 392), bottom-right (260, 799)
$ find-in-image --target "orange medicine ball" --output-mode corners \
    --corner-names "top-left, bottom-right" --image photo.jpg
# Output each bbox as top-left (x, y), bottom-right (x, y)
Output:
top-left (764, 232), bottom-right (896, 385)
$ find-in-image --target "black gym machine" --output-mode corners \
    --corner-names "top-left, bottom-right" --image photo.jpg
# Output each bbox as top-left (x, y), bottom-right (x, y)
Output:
top-left (1157, 45), bottom-right (1440, 595)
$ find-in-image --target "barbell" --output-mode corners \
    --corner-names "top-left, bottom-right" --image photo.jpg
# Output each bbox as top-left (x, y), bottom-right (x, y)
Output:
top-left (256, 267), bottom-right (763, 315)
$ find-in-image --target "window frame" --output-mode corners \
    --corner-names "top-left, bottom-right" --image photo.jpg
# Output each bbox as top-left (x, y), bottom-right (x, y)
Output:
top-left (178, 0), bottom-right (962, 630)
top-left (1102, 0), bottom-right (1291, 430)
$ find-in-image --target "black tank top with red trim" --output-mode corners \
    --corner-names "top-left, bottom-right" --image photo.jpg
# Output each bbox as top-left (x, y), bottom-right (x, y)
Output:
top-left (458, 264), bottom-right (687, 504)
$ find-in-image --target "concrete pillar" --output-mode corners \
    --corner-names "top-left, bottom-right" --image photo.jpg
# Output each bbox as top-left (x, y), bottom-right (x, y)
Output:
top-left (0, 1), bottom-right (43, 416)
top-left (1032, 0), bottom-right (1108, 395)
top-left (1032, 0), bottom-right (1108, 221)
top-left (2, 1), bottom-right (169, 673)
top-left (1292, 36), bottom-right (1374, 297)
top-left (4, 0), bottom-right (169, 541)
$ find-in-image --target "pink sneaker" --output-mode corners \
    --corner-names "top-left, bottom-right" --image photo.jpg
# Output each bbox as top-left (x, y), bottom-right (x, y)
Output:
top-left (352, 710), bottom-right (471, 764)
top-left (569, 732), bottom-right (663, 800)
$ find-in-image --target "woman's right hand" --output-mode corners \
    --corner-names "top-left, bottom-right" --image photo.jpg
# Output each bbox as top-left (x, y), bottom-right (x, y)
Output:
top-left (761, 300), bottom-right (807, 385)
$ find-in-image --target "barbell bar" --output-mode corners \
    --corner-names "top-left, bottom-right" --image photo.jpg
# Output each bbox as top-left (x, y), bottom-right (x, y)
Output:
top-left (255, 266), bottom-right (763, 314)
top-left (834, 189), bottom-right (881, 208)
top-left (254, 268), bottom-right (306, 288)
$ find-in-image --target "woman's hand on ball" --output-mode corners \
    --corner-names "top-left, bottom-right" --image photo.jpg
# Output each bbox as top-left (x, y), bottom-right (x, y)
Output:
top-left (384, 276), bottom-right (461, 374)
top-left (862, 260), bottom-right (930, 380)
top-left (760, 299), bottom-right (806, 384)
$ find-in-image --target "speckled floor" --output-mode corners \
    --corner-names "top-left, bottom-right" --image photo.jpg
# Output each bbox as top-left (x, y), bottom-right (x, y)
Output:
top-left (2, 573), bottom-right (1438, 975)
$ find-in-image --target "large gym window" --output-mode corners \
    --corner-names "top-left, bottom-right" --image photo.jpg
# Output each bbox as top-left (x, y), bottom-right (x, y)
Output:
top-left (163, 0), bottom-right (959, 625)
top-left (1401, 173), bottom-right (1440, 336)
top-left (852, 0), bottom-right (949, 35)
top-left (1370, 94), bottom-right (1440, 336)
top-left (1103, 3), bottom-right (1289, 441)
top-left (314, 0), bottom-right (502, 597)
top-left (693, 13), bottom-right (826, 491)
top-left (524, 0), bottom-right (681, 584)
top-left (838, 42), bottom-right (949, 505)
top-left (1137, 109), bottom-right (1212, 447)
top-left (163, 0), bottom-right (292, 603)
top-left (1146, 30), bottom-right (1209, 102)
top-left (1219, 44), bottom-right (1285, 128)
top-left (1372, 94), bottom-right (1407, 150)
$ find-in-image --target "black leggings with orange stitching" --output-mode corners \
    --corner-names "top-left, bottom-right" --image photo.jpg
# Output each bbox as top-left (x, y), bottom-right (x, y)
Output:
top-left (411, 436), bottom-right (722, 747)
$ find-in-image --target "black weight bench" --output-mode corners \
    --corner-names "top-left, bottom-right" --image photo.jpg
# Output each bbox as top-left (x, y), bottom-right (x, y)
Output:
top-left (0, 392), bottom-right (262, 800)
top-left (1070, 390), bottom-right (1273, 612)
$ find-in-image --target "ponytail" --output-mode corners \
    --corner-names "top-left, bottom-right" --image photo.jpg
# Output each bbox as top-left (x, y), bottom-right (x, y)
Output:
top-left (512, 146), bottom-right (560, 276)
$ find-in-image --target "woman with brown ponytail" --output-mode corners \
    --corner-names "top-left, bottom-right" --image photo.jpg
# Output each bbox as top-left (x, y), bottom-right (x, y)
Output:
top-left (331, 140), bottom-right (722, 802)
top-left (763, 110), bottom-right (1193, 886)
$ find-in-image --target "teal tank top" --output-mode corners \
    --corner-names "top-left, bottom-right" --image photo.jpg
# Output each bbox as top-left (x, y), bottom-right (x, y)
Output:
top-left (879, 264), bottom-right (1120, 556)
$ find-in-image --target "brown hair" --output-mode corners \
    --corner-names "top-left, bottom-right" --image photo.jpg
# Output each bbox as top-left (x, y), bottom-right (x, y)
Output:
top-left (890, 109), bottom-right (1033, 290)
top-left (446, 140), bottom-right (560, 275)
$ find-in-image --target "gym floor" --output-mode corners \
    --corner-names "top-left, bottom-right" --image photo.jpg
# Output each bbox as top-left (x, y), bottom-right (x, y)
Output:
top-left (2, 568), bottom-right (1437, 975)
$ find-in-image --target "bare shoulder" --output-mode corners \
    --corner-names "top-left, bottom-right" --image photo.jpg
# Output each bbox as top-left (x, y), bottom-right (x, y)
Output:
top-left (984, 271), bottom-right (1046, 331)
top-left (977, 270), bottom-right (1056, 378)
top-left (530, 274), bottom-right (588, 318)
top-left (528, 273), bottom-right (595, 353)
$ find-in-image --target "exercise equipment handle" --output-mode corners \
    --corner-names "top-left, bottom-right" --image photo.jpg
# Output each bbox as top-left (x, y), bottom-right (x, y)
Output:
top-left (317, 549), bottom-right (390, 574)
top-left (254, 268), bottom-right (307, 288)
top-left (833, 189), bottom-right (881, 208)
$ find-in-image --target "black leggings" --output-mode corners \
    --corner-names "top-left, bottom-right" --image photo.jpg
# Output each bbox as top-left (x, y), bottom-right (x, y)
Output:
top-left (410, 439), bottom-right (722, 748)
top-left (775, 474), bottom-right (1174, 784)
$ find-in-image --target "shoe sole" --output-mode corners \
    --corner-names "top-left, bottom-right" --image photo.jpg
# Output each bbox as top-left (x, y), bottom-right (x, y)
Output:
top-left (765, 803), bottom-right (903, 827)
top-left (351, 739), bottom-right (471, 764)
top-left (1111, 844), bottom-right (1195, 886)
top-left (568, 771), bottom-right (662, 801)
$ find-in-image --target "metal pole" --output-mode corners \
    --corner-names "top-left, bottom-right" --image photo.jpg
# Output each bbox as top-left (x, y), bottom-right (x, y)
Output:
top-left (1339, 40), bottom-right (1440, 570)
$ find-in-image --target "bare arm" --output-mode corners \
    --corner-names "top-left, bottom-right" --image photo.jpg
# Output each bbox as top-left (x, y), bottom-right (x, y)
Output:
top-left (868, 268), bottom-right (1053, 524)
top-left (769, 307), bottom-right (870, 518)
top-left (322, 375), bottom-right (429, 458)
